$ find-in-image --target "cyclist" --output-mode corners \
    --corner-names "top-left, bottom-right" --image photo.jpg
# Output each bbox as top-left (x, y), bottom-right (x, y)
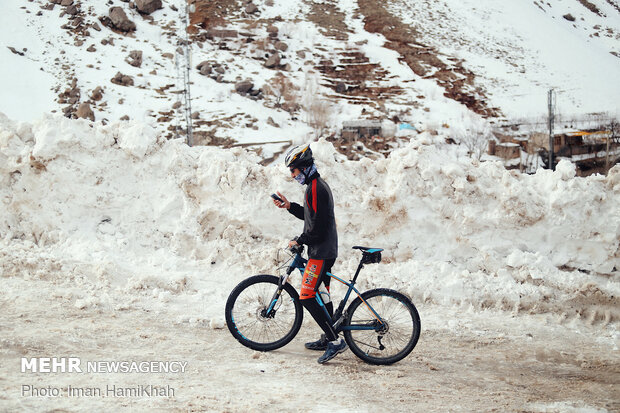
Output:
top-left (272, 143), bottom-right (347, 364)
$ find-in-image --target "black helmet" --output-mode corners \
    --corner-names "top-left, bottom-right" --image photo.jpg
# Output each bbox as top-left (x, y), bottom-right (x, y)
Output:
top-left (284, 144), bottom-right (313, 169)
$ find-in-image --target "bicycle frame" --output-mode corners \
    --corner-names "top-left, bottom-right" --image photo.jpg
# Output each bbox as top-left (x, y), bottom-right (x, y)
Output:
top-left (270, 250), bottom-right (385, 332)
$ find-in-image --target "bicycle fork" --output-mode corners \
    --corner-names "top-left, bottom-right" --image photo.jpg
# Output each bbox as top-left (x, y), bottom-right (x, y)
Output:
top-left (264, 273), bottom-right (292, 317)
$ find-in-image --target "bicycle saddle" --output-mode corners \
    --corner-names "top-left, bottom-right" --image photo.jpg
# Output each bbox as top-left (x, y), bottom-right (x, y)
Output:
top-left (352, 246), bottom-right (384, 253)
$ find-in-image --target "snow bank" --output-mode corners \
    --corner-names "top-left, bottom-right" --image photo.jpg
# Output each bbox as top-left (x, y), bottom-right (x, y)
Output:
top-left (1, 114), bottom-right (618, 326)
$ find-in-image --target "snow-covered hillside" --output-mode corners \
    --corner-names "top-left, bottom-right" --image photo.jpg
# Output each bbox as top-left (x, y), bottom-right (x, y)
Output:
top-left (2, 0), bottom-right (619, 160)
top-left (390, 0), bottom-right (620, 117)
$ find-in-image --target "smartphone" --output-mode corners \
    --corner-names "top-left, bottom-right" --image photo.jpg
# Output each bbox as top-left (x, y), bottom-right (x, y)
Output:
top-left (270, 193), bottom-right (283, 203)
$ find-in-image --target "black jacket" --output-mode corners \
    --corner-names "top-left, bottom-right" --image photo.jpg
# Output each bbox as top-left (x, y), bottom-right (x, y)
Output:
top-left (288, 171), bottom-right (338, 259)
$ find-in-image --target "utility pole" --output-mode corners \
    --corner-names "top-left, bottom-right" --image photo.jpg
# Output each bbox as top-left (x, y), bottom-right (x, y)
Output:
top-left (547, 89), bottom-right (555, 170)
top-left (174, 48), bottom-right (182, 140)
top-left (606, 119), bottom-right (617, 175)
top-left (182, 1), bottom-right (194, 146)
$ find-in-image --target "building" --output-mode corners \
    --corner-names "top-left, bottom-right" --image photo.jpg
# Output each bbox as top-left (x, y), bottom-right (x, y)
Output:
top-left (341, 120), bottom-right (382, 140)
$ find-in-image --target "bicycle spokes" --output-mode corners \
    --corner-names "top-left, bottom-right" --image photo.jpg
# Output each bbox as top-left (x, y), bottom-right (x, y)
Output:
top-left (228, 278), bottom-right (301, 348)
top-left (344, 289), bottom-right (420, 364)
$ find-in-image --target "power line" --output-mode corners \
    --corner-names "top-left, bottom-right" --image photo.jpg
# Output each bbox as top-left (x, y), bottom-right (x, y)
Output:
top-left (487, 86), bottom-right (592, 99)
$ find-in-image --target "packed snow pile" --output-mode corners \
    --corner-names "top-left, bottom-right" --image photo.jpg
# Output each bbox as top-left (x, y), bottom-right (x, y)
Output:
top-left (1, 113), bottom-right (619, 327)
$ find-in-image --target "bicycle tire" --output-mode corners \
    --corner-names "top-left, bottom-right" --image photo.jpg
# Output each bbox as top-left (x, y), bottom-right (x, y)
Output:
top-left (225, 274), bottom-right (303, 351)
top-left (343, 288), bottom-right (420, 365)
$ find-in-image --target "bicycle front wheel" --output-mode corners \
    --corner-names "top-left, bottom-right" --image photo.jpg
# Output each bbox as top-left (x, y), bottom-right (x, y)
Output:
top-left (225, 274), bottom-right (303, 351)
top-left (343, 288), bottom-right (420, 365)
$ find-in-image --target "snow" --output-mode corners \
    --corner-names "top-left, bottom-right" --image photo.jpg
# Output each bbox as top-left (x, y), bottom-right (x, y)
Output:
top-left (1, 0), bottom-right (620, 410)
top-left (1, 111), bottom-right (619, 327)
top-left (1, 113), bottom-right (619, 410)
top-left (390, 0), bottom-right (620, 118)
top-left (0, 4), bottom-right (57, 121)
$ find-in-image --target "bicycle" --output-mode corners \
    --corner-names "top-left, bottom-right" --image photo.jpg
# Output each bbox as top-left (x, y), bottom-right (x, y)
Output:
top-left (224, 244), bottom-right (421, 365)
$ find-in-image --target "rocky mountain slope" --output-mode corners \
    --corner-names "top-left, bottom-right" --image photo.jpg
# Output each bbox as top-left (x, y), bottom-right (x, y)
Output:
top-left (2, 0), bottom-right (619, 160)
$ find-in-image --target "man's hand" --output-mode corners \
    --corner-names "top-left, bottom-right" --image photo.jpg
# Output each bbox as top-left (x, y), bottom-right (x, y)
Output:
top-left (288, 239), bottom-right (299, 249)
top-left (272, 191), bottom-right (290, 209)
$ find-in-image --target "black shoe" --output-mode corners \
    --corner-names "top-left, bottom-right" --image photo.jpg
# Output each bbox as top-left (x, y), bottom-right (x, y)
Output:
top-left (317, 338), bottom-right (348, 364)
top-left (305, 334), bottom-right (328, 351)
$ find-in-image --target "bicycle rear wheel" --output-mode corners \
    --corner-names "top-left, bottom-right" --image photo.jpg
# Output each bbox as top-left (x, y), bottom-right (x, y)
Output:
top-left (225, 274), bottom-right (303, 351)
top-left (343, 288), bottom-right (420, 365)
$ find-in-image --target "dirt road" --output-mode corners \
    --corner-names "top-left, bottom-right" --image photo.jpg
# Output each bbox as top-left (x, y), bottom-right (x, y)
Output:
top-left (1, 284), bottom-right (618, 412)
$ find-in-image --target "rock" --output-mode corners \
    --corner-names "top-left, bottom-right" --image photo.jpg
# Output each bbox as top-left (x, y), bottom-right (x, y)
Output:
top-left (235, 80), bottom-right (254, 94)
top-left (191, 111), bottom-right (200, 119)
top-left (92, 22), bottom-right (101, 31)
top-left (76, 103), bottom-right (94, 121)
top-left (214, 65), bottom-right (225, 74)
top-left (206, 29), bottom-right (238, 39)
top-left (336, 82), bottom-right (347, 93)
top-left (172, 101), bottom-right (182, 109)
top-left (266, 25), bottom-right (278, 34)
top-left (65, 5), bottom-right (78, 15)
top-left (265, 52), bottom-right (280, 68)
top-left (196, 61), bottom-right (213, 76)
top-left (109, 7), bottom-right (136, 32)
top-left (111, 72), bottom-right (134, 86)
top-left (245, 3), bottom-right (258, 14)
top-left (60, 0), bottom-right (73, 6)
top-left (265, 0), bottom-right (274, 5)
top-left (90, 86), bottom-right (104, 101)
top-left (199, 64), bottom-right (212, 76)
top-left (7, 47), bottom-right (25, 56)
top-left (120, 115), bottom-right (130, 121)
top-left (267, 117), bottom-right (279, 127)
top-left (563, 13), bottom-right (576, 21)
top-left (126, 50), bottom-right (142, 67)
top-left (86, 44), bottom-right (96, 52)
top-left (274, 41), bottom-right (288, 52)
top-left (135, 0), bottom-right (162, 14)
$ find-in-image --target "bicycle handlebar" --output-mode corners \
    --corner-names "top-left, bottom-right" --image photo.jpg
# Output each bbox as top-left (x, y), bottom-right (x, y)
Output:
top-left (289, 243), bottom-right (304, 255)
